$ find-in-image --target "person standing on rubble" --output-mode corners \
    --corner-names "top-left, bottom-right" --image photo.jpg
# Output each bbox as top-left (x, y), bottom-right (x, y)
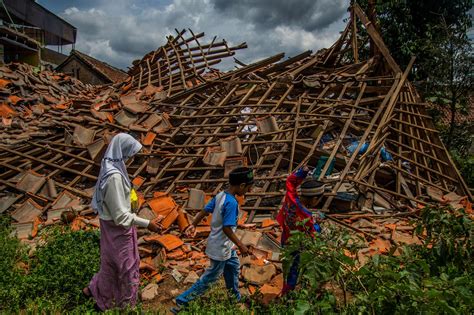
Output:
top-left (276, 165), bottom-right (325, 295)
top-left (172, 167), bottom-right (254, 313)
top-left (83, 133), bottom-right (162, 311)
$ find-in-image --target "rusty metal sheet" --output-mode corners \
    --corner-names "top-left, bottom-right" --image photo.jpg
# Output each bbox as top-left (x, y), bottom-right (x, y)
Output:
top-left (114, 110), bottom-right (138, 127)
top-left (51, 191), bottom-right (81, 210)
top-left (11, 198), bottom-right (43, 223)
top-left (16, 171), bottom-right (46, 194)
top-left (73, 125), bottom-right (96, 146)
top-left (87, 138), bottom-right (106, 161)
top-left (0, 194), bottom-right (20, 213)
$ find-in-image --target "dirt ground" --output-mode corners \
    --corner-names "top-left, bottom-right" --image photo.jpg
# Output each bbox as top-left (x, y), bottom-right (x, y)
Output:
top-left (141, 276), bottom-right (181, 313)
top-left (141, 275), bottom-right (252, 314)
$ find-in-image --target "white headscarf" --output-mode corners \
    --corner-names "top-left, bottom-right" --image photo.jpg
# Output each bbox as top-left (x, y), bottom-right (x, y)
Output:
top-left (91, 133), bottom-right (142, 214)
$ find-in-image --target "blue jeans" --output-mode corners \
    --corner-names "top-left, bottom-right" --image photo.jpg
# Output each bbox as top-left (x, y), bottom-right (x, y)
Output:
top-left (282, 236), bottom-right (301, 294)
top-left (176, 250), bottom-right (240, 306)
top-left (285, 252), bottom-right (300, 290)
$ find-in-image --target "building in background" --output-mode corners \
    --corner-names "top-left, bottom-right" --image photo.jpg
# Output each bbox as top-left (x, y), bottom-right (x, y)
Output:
top-left (56, 49), bottom-right (128, 85)
top-left (0, 0), bottom-right (76, 67)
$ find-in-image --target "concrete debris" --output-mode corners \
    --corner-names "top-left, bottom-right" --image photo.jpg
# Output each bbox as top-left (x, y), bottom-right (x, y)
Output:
top-left (259, 284), bottom-right (280, 305)
top-left (183, 271), bottom-right (200, 285)
top-left (171, 269), bottom-right (183, 283)
top-left (242, 264), bottom-right (277, 285)
top-left (141, 283), bottom-right (159, 301)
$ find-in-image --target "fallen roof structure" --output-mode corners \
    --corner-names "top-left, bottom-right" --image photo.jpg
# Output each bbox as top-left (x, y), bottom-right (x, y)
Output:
top-left (0, 4), bottom-right (472, 301)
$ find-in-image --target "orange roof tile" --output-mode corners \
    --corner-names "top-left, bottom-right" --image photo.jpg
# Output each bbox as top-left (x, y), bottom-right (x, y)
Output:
top-left (148, 193), bottom-right (178, 217)
top-left (161, 208), bottom-right (179, 229)
top-left (142, 131), bottom-right (156, 146)
top-left (177, 209), bottom-right (190, 231)
top-left (167, 249), bottom-right (187, 260)
top-left (194, 226), bottom-right (211, 237)
top-left (8, 95), bottom-right (22, 105)
top-left (261, 218), bottom-right (277, 228)
top-left (0, 78), bottom-right (11, 88)
top-left (260, 284), bottom-right (280, 305)
top-left (0, 103), bottom-right (16, 118)
top-left (132, 176), bottom-right (145, 188)
top-left (154, 234), bottom-right (184, 251)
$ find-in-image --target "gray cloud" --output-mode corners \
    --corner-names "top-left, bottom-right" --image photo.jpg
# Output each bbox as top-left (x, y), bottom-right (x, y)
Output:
top-left (57, 0), bottom-right (348, 71)
top-left (212, 0), bottom-right (347, 32)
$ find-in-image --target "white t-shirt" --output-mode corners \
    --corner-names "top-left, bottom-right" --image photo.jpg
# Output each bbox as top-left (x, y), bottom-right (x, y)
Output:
top-left (205, 191), bottom-right (239, 261)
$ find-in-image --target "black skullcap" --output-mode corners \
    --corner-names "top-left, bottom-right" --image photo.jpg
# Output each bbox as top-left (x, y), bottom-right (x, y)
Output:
top-left (229, 167), bottom-right (254, 186)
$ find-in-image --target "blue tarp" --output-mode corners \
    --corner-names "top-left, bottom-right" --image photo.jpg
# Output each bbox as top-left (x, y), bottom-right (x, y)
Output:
top-left (347, 141), bottom-right (393, 161)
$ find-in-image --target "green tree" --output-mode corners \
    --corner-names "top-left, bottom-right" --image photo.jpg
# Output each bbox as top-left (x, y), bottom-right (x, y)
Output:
top-left (424, 16), bottom-right (473, 147)
top-left (356, 1), bottom-right (472, 74)
top-left (356, 0), bottom-right (473, 148)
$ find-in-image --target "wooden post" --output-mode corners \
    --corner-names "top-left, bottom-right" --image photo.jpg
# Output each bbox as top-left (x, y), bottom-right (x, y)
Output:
top-left (368, 0), bottom-right (377, 57)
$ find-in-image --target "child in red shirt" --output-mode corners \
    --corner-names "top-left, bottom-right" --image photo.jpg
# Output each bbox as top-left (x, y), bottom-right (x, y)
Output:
top-left (276, 166), bottom-right (325, 295)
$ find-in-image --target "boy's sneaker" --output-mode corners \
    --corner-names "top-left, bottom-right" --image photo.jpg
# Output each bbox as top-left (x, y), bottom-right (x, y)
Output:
top-left (170, 305), bottom-right (182, 314)
top-left (170, 300), bottom-right (184, 314)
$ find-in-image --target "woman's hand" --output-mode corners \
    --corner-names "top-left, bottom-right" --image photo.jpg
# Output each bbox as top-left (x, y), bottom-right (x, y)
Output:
top-left (147, 221), bottom-right (162, 233)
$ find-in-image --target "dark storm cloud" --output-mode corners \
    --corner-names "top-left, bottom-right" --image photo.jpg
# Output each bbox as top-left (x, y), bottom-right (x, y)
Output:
top-left (47, 0), bottom-right (348, 70)
top-left (212, 0), bottom-right (347, 32)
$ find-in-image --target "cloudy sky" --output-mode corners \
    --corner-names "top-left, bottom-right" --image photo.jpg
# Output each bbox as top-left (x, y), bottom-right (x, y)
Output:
top-left (38, 0), bottom-right (349, 71)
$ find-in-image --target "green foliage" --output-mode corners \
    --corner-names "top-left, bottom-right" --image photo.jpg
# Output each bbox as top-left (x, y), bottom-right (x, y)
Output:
top-left (357, 1), bottom-right (473, 146)
top-left (439, 123), bottom-right (473, 156)
top-left (270, 206), bottom-right (473, 314)
top-left (349, 253), bottom-right (474, 314)
top-left (0, 219), bottom-right (101, 313)
top-left (25, 226), bottom-right (101, 311)
top-left (435, 121), bottom-right (474, 188)
top-left (0, 215), bottom-right (28, 311)
top-left (181, 283), bottom-right (249, 315)
top-left (256, 225), bottom-right (362, 314)
top-left (179, 207), bottom-right (473, 314)
top-left (2, 206), bottom-right (474, 314)
top-left (453, 153), bottom-right (474, 188)
top-left (435, 122), bottom-right (474, 188)
top-left (281, 224), bottom-right (360, 311)
top-left (357, 0), bottom-right (472, 79)
top-left (348, 206), bottom-right (474, 314)
top-left (417, 206), bottom-right (473, 274)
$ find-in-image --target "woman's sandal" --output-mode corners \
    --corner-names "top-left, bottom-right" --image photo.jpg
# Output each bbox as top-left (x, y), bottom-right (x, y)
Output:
top-left (82, 287), bottom-right (92, 298)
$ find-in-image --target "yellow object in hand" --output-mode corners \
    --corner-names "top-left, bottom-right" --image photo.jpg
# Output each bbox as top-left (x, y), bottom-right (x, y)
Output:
top-left (130, 188), bottom-right (139, 212)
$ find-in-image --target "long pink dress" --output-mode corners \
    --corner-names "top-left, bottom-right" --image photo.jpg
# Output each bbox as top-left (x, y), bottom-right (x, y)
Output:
top-left (88, 219), bottom-right (140, 311)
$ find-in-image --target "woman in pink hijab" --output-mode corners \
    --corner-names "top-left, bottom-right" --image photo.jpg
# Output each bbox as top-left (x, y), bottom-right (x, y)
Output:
top-left (83, 133), bottom-right (160, 311)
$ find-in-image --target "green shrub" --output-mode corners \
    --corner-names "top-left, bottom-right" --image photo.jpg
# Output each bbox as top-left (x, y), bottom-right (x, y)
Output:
top-left (0, 215), bottom-right (28, 311)
top-left (451, 151), bottom-right (474, 188)
top-left (0, 219), bottom-right (101, 313)
top-left (25, 226), bottom-right (101, 312)
top-left (266, 206), bottom-right (474, 314)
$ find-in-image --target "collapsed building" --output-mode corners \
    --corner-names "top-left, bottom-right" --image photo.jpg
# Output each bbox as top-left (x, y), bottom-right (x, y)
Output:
top-left (0, 4), bottom-right (472, 301)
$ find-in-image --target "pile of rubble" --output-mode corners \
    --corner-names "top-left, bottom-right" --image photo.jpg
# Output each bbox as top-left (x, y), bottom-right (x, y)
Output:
top-left (0, 62), bottom-right (96, 145)
top-left (1, 5), bottom-right (472, 303)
